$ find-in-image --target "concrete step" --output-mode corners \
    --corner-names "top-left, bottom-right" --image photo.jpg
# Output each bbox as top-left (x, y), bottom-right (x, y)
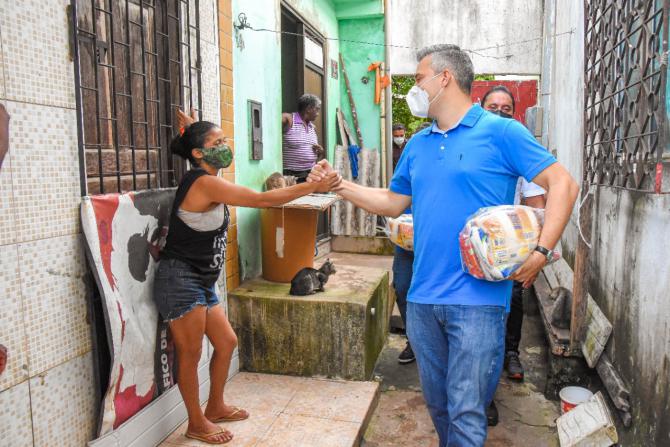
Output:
top-left (229, 262), bottom-right (391, 381)
top-left (160, 372), bottom-right (380, 447)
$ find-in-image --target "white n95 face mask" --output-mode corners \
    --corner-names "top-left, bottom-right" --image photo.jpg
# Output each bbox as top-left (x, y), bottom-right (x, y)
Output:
top-left (393, 137), bottom-right (405, 146)
top-left (405, 72), bottom-right (446, 118)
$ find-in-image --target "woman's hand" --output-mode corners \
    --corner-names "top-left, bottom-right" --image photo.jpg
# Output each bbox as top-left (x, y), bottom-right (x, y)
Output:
top-left (312, 144), bottom-right (325, 158)
top-left (308, 159), bottom-right (334, 183)
top-left (176, 107), bottom-right (197, 130)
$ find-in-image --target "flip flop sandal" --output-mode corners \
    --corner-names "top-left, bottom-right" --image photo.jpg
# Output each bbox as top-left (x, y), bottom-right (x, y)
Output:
top-left (185, 429), bottom-right (232, 445)
top-left (211, 406), bottom-right (250, 422)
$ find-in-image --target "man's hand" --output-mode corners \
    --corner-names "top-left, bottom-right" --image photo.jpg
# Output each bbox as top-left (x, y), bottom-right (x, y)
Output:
top-left (312, 144), bottom-right (325, 158)
top-left (509, 251), bottom-right (547, 288)
top-left (313, 171), bottom-right (342, 193)
top-left (176, 107), bottom-right (197, 129)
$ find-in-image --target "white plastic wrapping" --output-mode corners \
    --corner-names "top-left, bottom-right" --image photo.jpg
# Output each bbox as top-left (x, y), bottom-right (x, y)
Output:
top-left (385, 214), bottom-right (414, 251)
top-left (459, 205), bottom-right (559, 281)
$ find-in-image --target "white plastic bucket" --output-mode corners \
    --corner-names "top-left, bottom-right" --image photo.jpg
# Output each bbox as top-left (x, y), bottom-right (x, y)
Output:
top-left (559, 386), bottom-right (593, 413)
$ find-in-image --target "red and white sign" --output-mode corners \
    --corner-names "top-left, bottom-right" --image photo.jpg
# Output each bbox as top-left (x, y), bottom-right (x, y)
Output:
top-left (81, 190), bottom-right (177, 435)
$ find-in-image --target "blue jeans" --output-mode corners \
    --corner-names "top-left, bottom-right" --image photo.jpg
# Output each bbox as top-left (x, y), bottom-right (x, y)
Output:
top-left (407, 302), bottom-right (506, 447)
top-left (392, 246), bottom-right (414, 327)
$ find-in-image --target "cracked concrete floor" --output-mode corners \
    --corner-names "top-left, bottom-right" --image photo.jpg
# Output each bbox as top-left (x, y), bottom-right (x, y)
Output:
top-left (362, 301), bottom-right (560, 447)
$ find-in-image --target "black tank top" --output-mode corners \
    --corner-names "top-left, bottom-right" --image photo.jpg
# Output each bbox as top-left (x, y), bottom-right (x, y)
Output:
top-left (162, 169), bottom-right (230, 285)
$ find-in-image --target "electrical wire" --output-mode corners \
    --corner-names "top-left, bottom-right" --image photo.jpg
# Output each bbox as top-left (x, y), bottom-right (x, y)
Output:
top-left (576, 184), bottom-right (593, 249)
top-left (233, 13), bottom-right (575, 60)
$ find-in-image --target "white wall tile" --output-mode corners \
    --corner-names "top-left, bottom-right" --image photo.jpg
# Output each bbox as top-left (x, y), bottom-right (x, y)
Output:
top-left (0, 381), bottom-right (33, 447)
top-left (6, 101), bottom-right (81, 243)
top-left (199, 0), bottom-right (218, 45)
top-left (0, 0), bottom-right (75, 108)
top-left (0, 120), bottom-right (16, 246)
top-left (0, 245), bottom-right (28, 391)
top-left (20, 234), bottom-right (91, 376)
top-left (30, 352), bottom-right (97, 447)
top-left (201, 42), bottom-right (221, 124)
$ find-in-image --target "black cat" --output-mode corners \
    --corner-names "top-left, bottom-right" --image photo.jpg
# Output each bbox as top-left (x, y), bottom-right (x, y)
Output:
top-left (289, 260), bottom-right (337, 296)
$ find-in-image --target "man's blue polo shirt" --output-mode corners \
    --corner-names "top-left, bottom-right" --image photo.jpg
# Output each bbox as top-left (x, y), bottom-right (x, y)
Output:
top-left (390, 104), bottom-right (556, 307)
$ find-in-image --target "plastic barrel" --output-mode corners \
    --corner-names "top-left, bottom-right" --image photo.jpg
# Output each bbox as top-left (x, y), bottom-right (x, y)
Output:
top-left (260, 207), bottom-right (318, 283)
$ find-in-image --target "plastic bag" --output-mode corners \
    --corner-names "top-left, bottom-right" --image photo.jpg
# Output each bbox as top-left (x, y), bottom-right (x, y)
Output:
top-left (459, 205), bottom-right (559, 281)
top-left (384, 214), bottom-right (414, 251)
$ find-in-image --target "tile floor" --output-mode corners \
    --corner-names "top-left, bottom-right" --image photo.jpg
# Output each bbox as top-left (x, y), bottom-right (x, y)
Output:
top-left (160, 372), bottom-right (379, 447)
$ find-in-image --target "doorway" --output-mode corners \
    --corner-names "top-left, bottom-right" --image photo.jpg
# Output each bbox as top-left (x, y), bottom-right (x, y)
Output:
top-left (280, 5), bottom-right (329, 242)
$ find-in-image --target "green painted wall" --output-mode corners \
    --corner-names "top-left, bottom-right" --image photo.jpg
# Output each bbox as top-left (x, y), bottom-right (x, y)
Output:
top-left (232, 0), bottom-right (342, 280)
top-left (232, 0), bottom-right (282, 280)
top-left (338, 17), bottom-right (385, 152)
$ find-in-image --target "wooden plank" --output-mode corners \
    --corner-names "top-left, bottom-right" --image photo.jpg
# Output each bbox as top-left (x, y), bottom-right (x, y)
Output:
top-left (571, 191), bottom-right (593, 351)
top-left (336, 109), bottom-right (349, 149)
top-left (331, 145), bottom-right (347, 236)
top-left (543, 262), bottom-right (561, 289)
top-left (551, 258), bottom-right (575, 289)
top-left (540, 258), bottom-right (612, 362)
top-left (356, 149), bottom-right (380, 236)
top-left (339, 53), bottom-right (364, 148)
top-left (342, 117), bottom-right (358, 147)
top-left (366, 149), bottom-right (380, 236)
top-left (582, 294), bottom-right (613, 367)
top-left (534, 273), bottom-right (571, 355)
top-left (547, 255), bottom-right (612, 365)
top-left (595, 353), bottom-right (631, 414)
top-left (271, 193), bottom-right (340, 211)
top-left (331, 144), bottom-right (358, 236)
top-left (356, 147), bottom-right (368, 235)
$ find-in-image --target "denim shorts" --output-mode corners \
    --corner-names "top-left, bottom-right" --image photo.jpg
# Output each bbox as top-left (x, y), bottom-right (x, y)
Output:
top-left (153, 258), bottom-right (220, 321)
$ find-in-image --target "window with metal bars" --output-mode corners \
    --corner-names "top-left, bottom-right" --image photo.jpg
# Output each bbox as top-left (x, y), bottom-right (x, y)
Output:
top-left (71, 0), bottom-right (202, 195)
top-left (584, 0), bottom-right (668, 191)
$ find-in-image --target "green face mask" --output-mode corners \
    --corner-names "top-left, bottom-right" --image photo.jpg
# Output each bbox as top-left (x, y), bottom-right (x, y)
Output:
top-left (198, 144), bottom-right (233, 169)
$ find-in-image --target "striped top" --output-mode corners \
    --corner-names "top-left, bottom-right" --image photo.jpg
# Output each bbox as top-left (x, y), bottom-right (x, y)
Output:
top-left (283, 112), bottom-right (318, 171)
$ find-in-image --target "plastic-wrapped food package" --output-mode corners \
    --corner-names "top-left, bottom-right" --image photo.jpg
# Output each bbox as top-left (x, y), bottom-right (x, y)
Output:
top-left (459, 205), bottom-right (557, 281)
top-left (385, 214), bottom-right (414, 251)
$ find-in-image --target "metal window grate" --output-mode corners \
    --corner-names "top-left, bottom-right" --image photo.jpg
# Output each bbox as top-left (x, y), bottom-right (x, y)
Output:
top-left (71, 0), bottom-right (202, 195)
top-left (584, 0), bottom-right (668, 191)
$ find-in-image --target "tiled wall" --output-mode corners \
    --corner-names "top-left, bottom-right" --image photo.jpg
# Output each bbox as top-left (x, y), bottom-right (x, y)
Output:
top-left (219, 0), bottom-right (240, 291)
top-left (0, 0), bottom-right (227, 445)
top-left (0, 0), bottom-right (97, 445)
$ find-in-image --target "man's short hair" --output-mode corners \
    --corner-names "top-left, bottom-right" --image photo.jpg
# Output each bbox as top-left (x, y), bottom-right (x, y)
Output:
top-left (392, 123), bottom-right (406, 131)
top-left (297, 94), bottom-right (321, 113)
top-left (481, 85), bottom-right (516, 111)
top-left (416, 44), bottom-right (474, 94)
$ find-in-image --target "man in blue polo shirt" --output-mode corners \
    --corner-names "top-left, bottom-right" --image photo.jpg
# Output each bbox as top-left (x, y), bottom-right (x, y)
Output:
top-left (309, 44), bottom-right (578, 446)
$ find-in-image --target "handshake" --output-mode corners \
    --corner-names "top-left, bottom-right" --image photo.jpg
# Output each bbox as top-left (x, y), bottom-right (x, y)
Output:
top-left (308, 160), bottom-right (345, 193)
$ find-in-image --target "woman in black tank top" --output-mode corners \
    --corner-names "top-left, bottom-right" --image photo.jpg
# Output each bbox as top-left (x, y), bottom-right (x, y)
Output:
top-left (154, 115), bottom-right (340, 444)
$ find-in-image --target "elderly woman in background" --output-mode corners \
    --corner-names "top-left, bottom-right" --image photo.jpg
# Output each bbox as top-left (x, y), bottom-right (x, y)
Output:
top-left (282, 94), bottom-right (324, 183)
